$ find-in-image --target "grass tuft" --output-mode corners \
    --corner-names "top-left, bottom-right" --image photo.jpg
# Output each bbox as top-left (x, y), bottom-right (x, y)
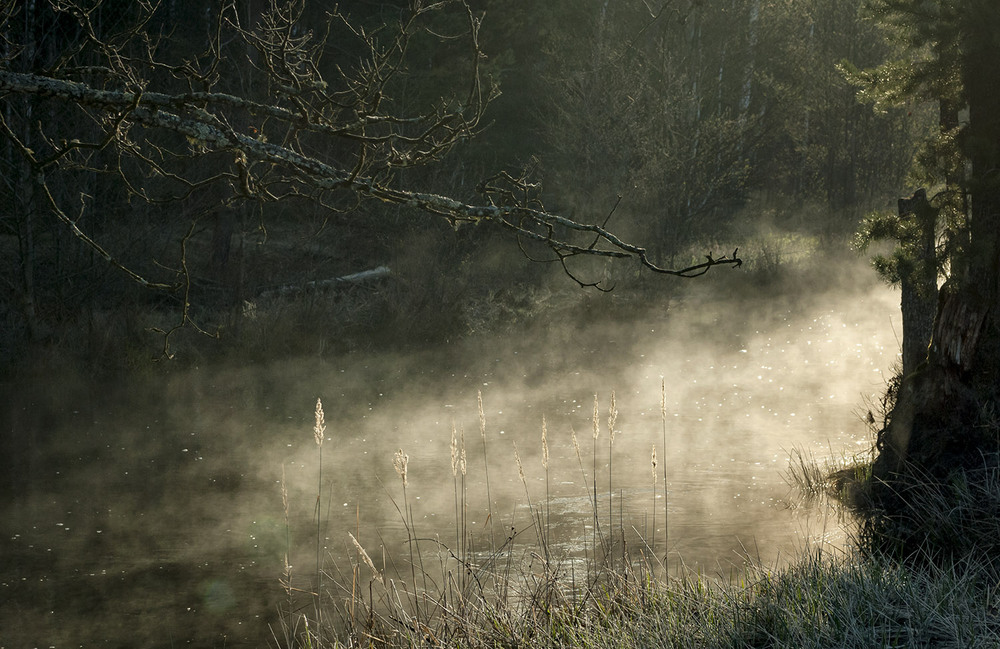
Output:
top-left (271, 394), bottom-right (1000, 649)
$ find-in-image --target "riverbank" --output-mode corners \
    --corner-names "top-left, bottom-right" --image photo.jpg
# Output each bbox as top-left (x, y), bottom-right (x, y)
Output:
top-left (302, 447), bottom-right (1000, 649)
top-left (311, 546), bottom-right (998, 648)
top-left (273, 443), bottom-right (1000, 649)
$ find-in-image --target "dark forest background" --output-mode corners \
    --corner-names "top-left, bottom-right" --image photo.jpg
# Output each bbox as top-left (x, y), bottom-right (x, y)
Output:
top-left (0, 0), bottom-right (928, 374)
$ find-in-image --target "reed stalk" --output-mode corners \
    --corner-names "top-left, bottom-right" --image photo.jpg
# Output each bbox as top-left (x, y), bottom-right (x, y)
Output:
top-left (608, 390), bottom-right (618, 571)
top-left (661, 378), bottom-right (669, 573)
top-left (570, 427), bottom-right (593, 508)
top-left (450, 422), bottom-right (469, 593)
top-left (393, 448), bottom-right (420, 623)
top-left (313, 398), bottom-right (326, 612)
top-left (592, 394), bottom-right (601, 567)
top-left (451, 421), bottom-right (461, 564)
top-left (278, 463), bottom-right (293, 649)
top-left (571, 426), bottom-right (597, 577)
top-left (540, 415), bottom-right (550, 560)
top-left (651, 445), bottom-right (657, 561)
top-left (478, 390), bottom-right (496, 553)
top-left (460, 427), bottom-right (467, 562)
top-left (513, 441), bottom-right (541, 548)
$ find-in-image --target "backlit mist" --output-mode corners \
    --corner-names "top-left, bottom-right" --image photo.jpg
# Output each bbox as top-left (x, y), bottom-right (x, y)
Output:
top-left (1, 257), bottom-right (900, 645)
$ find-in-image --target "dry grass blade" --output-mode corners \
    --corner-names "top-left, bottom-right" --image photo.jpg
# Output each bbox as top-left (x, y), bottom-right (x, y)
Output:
top-left (349, 532), bottom-right (384, 584)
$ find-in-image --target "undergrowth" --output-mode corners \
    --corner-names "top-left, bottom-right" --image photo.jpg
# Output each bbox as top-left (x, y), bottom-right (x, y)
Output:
top-left (269, 391), bottom-right (1000, 649)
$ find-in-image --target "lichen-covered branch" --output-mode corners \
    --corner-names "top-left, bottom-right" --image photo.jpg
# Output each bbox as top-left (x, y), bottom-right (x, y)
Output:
top-left (0, 66), bottom-right (742, 280)
top-left (0, 0), bottom-right (741, 318)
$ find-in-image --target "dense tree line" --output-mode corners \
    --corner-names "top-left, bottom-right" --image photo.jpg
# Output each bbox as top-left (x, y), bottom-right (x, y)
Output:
top-left (0, 0), bottom-right (924, 368)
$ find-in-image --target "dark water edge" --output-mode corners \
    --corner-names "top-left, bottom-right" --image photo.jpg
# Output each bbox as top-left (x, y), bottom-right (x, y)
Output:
top-left (1, 374), bottom-right (282, 647)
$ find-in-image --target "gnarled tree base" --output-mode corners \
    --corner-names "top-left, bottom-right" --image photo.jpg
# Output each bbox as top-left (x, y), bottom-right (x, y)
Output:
top-left (874, 282), bottom-right (992, 478)
top-left (861, 284), bottom-right (1000, 561)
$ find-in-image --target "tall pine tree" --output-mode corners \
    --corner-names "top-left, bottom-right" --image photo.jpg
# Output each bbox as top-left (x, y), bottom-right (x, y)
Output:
top-left (857, 0), bottom-right (1000, 478)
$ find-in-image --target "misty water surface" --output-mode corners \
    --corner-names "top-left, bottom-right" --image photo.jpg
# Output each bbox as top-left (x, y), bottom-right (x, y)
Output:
top-left (0, 273), bottom-right (900, 646)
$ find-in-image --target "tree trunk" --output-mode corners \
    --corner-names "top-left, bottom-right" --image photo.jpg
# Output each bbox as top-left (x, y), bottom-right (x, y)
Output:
top-left (875, 15), bottom-right (1000, 478)
top-left (875, 281), bottom-right (988, 476)
top-left (898, 189), bottom-right (938, 377)
top-left (956, 14), bottom-right (1000, 411)
top-left (10, 0), bottom-right (43, 341)
top-left (940, 97), bottom-right (968, 281)
top-left (15, 172), bottom-right (42, 341)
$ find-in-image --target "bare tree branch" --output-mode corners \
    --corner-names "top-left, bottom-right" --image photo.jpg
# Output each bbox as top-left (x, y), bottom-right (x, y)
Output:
top-left (0, 0), bottom-right (741, 322)
top-left (0, 67), bottom-right (741, 278)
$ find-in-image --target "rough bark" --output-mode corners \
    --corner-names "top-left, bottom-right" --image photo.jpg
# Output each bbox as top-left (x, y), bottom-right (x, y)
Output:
top-left (897, 189), bottom-right (938, 377)
top-left (875, 10), bottom-right (1000, 478)
top-left (877, 282), bottom-right (987, 475)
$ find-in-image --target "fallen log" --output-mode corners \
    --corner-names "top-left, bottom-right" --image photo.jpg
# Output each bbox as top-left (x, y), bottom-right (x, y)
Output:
top-left (256, 266), bottom-right (391, 301)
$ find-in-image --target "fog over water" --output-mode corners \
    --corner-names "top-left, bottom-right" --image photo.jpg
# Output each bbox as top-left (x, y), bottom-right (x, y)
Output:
top-left (0, 264), bottom-right (901, 646)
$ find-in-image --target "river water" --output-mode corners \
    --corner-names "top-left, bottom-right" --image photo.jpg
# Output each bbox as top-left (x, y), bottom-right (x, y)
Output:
top-left (0, 275), bottom-right (899, 647)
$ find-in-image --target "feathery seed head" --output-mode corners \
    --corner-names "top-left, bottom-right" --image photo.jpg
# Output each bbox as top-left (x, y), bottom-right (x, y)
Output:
top-left (349, 532), bottom-right (383, 584)
top-left (571, 427), bottom-right (582, 461)
top-left (313, 398), bottom-right (326, 446)
top-left (460, 426), bottom-right (467, 476)
top-left (393, 448), bottom-right (408, 487)
top-left (450, 421), bottom-right (459, 477)
top-left (281, 463), bottom-right (289, 515)
top-left (592, 394), bottom-right (600, 440)
top-left (478, 390), bottom-right (486, 439)
top-left (609, 390), bottom-right (618, 443)
top-left (513, 441), bottom-right (526, 486)
top-left (541, 415), bottom-right (549, 470)
top-left (651, 446), bottom-right (658, 483)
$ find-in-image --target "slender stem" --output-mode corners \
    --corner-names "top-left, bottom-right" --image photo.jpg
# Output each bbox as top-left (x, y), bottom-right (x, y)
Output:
top-left (544, 463), bottom-right (550, 560)
top-left (313, 398), bottom-right (327, 612)
top-left (651, 445), bottom-right (657, 568)
top-left (608, 391), bottom-right (617, 574)
top-left (592, 393), bottom-right (601, 574)
top-left (478, 390), bottom-right (496, 553)
top-left (403, 482), bottom-right (419, 621)
top-left (514, 441), bottom-right (541, 547)
top-left (593, 429), bottom-right (599, 571)
top-left (619, 487), bottom-right (625, 571)
top-left (609, 426), bottom-right (613, 573)
top-left (315, 444), bottom-right (323, 613)
top-left (461, 469), bottom-right (467, 587)
top-left (541, 415), bottom-right (550, 560)
top-left (453, 470), bottom-right (460, 576)
top-left (661, 378), bottom-right (669, 575)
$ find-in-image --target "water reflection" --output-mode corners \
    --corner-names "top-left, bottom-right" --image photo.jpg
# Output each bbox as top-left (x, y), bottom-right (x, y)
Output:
top-left (0, 281), bottom-right (898, 646)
